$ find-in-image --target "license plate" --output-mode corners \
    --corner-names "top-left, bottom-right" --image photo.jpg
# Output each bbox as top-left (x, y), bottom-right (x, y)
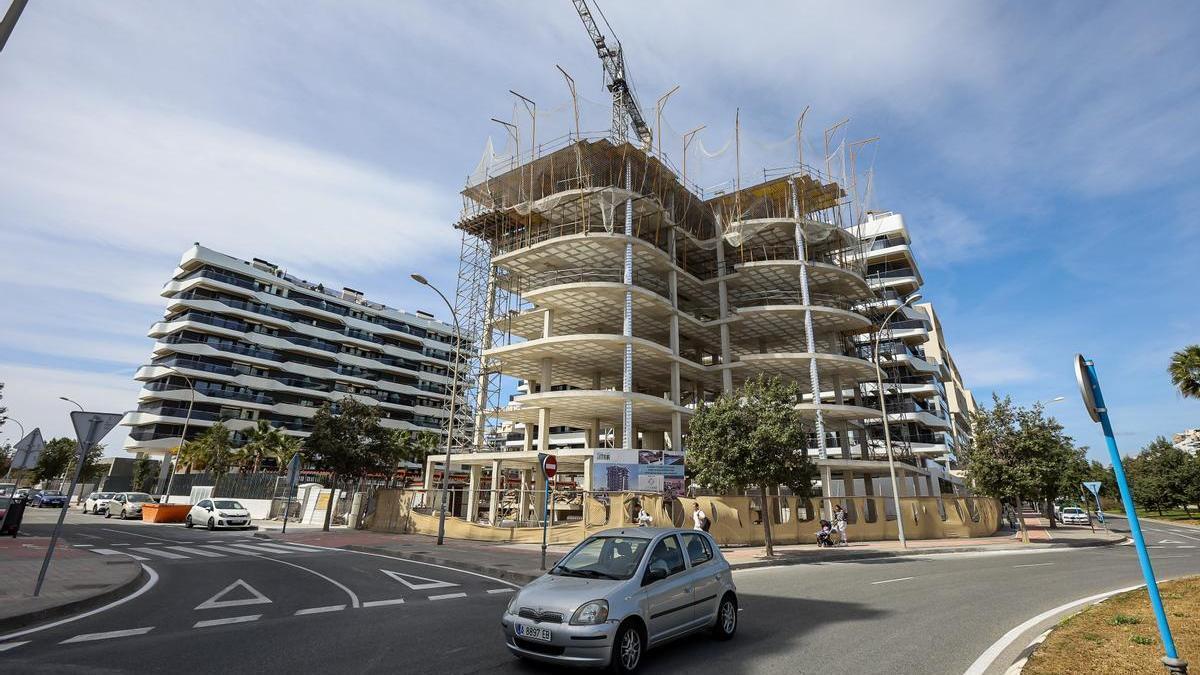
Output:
top-left (516, 624), bottom-right (552, 642)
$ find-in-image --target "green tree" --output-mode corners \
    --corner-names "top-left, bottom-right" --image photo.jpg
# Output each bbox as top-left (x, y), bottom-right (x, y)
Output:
top-left (1168, 345), bottom-right (1200, 399)
top-left (1126, 437), bottom-right (1191, 516)
top-left (371, 428), bottom-right (419, 488)
top-left (270, 435), bottom-right (303, 474)
top-left (687, 375), bottom-right (814, 556)
top-left (0, 441), bottom-right (12, 476)
top-left (240, 420), bottom-right (284, 473)
top-left (305, 398), bottom-right (384, 531)
top-left (962, 396), bottom-right (1040, 541)
top-left (132, 456), bottom-right (160, 493)
top-left (179, 423), bottom-right (235, 477)
top-left (1016, 404), bottom-right (1081, 528)
top-left (33, 438), bottom-right (76, 484)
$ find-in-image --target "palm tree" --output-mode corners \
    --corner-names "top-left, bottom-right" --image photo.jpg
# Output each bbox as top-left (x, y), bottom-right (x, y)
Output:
top-left (1169, 345), bottom-right (1200, 399)
top-left (241, 420), bottom-right (282, 473)
top-left (270, 435), bottom-right (303, 474)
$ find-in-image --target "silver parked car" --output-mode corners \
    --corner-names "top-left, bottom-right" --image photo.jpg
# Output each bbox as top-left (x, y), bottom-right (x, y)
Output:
top-left (501, 527), bottom-right (738, 673)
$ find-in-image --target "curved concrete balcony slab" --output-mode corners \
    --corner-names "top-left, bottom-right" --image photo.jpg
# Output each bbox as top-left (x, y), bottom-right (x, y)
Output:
top-left (483, 334), bottom-right (711, 391)
top-left (728, 260), bottom-right (873, 301)
top-left (497, 389), bottom-right (691, 431)
top-left (795, 402), bottom-right (883, 423)
top-left (863, 410), bottom-right (952, 430)
top-left (495, 232), bottom-right (674, 278)
top-left (727, 352), bottom-right (878, 387)
top-left (725, 217), bottom-right (856, 249)
top-left (731, 305), bottom-right (872, 342)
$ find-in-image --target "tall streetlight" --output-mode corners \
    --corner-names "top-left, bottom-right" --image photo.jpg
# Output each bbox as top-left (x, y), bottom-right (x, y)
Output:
top-left (2, 416), bottom-right (25, 480)
top-left (1037, 396), bottom-right (1066, 406)
top-left (158, 367), bottom-right (196, 502)
top-left (872, 292), bottom-right (923, 548)
top-left (411, 273), bottom-right (463, 546)
top-left (58, 397), bottom-right (85, 502)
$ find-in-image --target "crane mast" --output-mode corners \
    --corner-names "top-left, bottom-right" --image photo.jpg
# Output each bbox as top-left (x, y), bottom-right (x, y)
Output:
top-left (571, 0), bottom-right (652, 147)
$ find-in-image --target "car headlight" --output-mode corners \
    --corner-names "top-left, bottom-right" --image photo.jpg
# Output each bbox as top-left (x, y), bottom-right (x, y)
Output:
top-left (570, 600), bottom-right (609, 625)
top-left (506, 593), bottom-right (521, 615)
top-left (218, 512), bottom-right (230, 517)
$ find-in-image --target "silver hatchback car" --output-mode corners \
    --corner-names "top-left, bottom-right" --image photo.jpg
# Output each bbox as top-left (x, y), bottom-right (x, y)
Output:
top-left (501, 527), bottom-right (738, 673)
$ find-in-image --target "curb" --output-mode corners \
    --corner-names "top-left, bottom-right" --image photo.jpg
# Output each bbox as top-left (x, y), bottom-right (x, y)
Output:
top-left (0, 560), bottom-right (147, 634)
top-left (724, 536), bottom-right (1130, 571)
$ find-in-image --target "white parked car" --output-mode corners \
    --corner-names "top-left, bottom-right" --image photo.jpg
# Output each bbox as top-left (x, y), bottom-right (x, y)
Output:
top-left (1061, 506), bottom-right (1091, 526)
top-left (82, 492), bottom-right (116, 514)
top-left (186, 499), bottom-right (252, 530)
top-left (105, 492), bottom-right (156, 520)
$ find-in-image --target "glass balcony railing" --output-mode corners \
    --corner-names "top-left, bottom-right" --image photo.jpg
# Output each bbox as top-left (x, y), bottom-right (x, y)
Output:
top-left (177, 268), bottom-right (258, 291)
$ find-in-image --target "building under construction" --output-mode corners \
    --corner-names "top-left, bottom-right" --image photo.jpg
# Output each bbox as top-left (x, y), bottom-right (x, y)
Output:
top-left (416, 1), bottom-right (976, 530)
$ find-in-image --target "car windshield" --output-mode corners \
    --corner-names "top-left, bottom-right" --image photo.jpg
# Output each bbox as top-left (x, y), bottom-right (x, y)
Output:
top-left (552, 535), bottom-right (650, 580)
top-left (42, 490), bottom-right (63, 496)
top-left (0, 497), bottom-right (11, 508)
top-left (98, 493), bottom-right (114, 499)
top-left (214, 500), bottom-right (244, 510)
top-left (1064, 508), bottom-right (1083, 514)
top-left (126, 494), bottom-right (153, 503)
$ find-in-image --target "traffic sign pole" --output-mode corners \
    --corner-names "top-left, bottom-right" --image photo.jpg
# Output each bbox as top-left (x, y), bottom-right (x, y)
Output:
top-left (1076, 355), bottom-right (1187, 674)
top-left (539, 453), bottom-right (556, 571)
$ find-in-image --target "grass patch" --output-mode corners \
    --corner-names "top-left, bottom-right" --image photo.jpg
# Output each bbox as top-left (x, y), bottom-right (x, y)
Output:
top-left (1024, 576), bottom-right (1200, 675)
top-left (1108, 508), bottom-right (1200, 526)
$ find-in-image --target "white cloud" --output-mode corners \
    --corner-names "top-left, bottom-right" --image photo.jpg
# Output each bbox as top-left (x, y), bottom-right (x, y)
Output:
top-left (905, 198), bottom-right (989, 267)
top-left (951, 345), bottom-right (1038, 387)
top-left (0, 364), bottom-right (142, 457)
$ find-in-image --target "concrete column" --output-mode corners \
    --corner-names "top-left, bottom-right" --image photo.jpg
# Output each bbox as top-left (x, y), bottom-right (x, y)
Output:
top-left (466, 464), bottom-right (482, 522)
top-left (715, 242), bottom-right (733, 394)
top-left (517, 469), bottom-right (531, 523)
top-left (667, 228), bottom-right (683, 453)
top-left (538, 408), bottom-right (550, 453)
top-left (583, 457), bottom-right (594, 491)
top-left (670, 412), bottom-right (682, 454)
top-left (542, 309), bottom-right (554, 339)
top-left (488, 459), bottom-right (502, 526)
top-left (473, 264), bottom-right (498, 449)
top-left (614, 424), bottom-right (624, 449)
top-left (522, 423), bottom-right (533, 452)
top-left (643, 431), bottom-right (664, 450)
top-left (533, 466), bottom-right (547, 524)
top-left (820, 464), bottom-right (833, 521)
top-left (833, 375), bottom-right (851, 460)
top-left (423, 456), bottom-right (435, 491)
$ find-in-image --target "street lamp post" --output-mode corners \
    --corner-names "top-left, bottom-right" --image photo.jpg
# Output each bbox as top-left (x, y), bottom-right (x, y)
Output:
top-left (872, 292), bottom-right (922, 549)
top-left (58, 397), bottom-right (85, 502)
top-left (2, 416), bottom-right (25, 480)
top-left (411, 274), bottom-right (463, 547)
top-left (158, 368), bottom-right (196, 503)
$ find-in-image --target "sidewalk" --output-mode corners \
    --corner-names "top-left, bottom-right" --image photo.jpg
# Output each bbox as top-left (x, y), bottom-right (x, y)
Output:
top-left (257, 516), bottom-right (1125, 585)
top-left (0, 536), bottom-right (145, 633)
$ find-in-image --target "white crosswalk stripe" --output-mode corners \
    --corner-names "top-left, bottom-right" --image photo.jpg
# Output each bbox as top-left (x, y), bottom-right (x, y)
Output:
top-left (224, 543), bottom-right (306, 555)
top-left (164, 546), bottom-right (226, 557)
top-left (61, 627), bottom-right (154, 644)
top-left (130, 547), bottom-right (189, 560)
top-left (233, 542), bottom-right (316, 555)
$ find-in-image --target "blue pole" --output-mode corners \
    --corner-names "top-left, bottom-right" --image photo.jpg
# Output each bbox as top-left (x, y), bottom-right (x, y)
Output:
top-left (1084, 358), bottom-right (1185, 672)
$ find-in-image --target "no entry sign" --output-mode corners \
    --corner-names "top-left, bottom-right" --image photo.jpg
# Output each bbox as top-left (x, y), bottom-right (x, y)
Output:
top-left (541, 453), bottom-right (557, 478)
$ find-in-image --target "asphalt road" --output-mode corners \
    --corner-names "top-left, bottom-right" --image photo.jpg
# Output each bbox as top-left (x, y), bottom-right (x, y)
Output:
top-left (4, 510), bottom-right (1199, 674)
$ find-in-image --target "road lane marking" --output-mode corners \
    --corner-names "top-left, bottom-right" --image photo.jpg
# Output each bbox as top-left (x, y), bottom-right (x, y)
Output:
top-left (199, 545), bottom-right (260, 556)
top-left (964, 584), bottom-right (1144, 675)
top-left (0, 565), bottom-right (159, 642)
top-left (428, 593), bottom-right (468, 601)
top-left (165, 546), bottom-right (225, 557)
top-left (90, 548), bottom-right (149, 561)
top-left (109, 543), bottom-right (131, 547)
top-left (381, 569), bottom-right (459, 590)
top-left (72, 544), bottom-right (94, 548)
top-left (362, 599), bottom-right (406, 608)
top-left (870, 577), bottom-right (915, 585)
top-left (193, 615), bottom-right (262, 628)
top-left (267, 541), bottom-right (520, 588)
top-left (243, 554), bottom-right (361, 608)
top-left (1013, 562), bottom-right (1055, 568)
top-left (60, 627), bottom-right (155, 644)
top-left (1177, 545), bottom-right (1196, 549)
top-left (0, 641), bottom-right (30, 652)
top-left (100, 528), bottom-right (182, 543)
top-left (130, 547), bottom-right (189, 560)
top-left (195, 579), bottom-right (272, 610)
top-left (294, 605), bottom-right (346, 615)
top-left (487, 588), bottom-right (515, 594)
top-left (267, 542), bottom-right (327, 551)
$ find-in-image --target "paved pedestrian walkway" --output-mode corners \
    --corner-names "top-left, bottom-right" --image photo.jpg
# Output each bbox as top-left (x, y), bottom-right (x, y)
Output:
top-left (0, 536), bottom-right (144, 631)
top-left (256, 513), bottom-right (1124, 584)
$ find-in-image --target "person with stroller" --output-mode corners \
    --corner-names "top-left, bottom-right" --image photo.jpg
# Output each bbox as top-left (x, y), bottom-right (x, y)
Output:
top-left (833, 504), bottom-right (849, 546)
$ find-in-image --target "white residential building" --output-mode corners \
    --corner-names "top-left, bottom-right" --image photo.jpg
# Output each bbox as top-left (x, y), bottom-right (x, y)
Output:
top-left (120, 245), bottom-right (463, 461)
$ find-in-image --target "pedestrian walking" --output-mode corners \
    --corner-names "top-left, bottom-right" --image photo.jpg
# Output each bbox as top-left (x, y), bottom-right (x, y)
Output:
top-left (634, 501), bottom-right (653, 527)
top-left (692, 502), bottom-right (710, 531)
top-left (833, 504), bottom-right (848, 546)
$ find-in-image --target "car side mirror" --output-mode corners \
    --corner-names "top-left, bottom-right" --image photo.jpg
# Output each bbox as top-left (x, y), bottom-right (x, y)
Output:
top-left (643, 562), bottom-right (669, 586)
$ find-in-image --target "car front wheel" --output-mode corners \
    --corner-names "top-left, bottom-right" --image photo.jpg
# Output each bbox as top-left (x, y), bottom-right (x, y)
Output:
top-left (185, 515), bottom-right (194, 529)
top-left (611, 621), bottom-right (644, 674)
top-left (207, 517), bottom-right (215, 531)
top-left (712, 593), bottom-right (737, 641)
top-left (104, 511), bottom-right (111, 519)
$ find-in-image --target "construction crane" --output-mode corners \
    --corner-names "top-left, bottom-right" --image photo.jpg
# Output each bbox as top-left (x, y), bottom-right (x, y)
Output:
top-left (571, 0), bottom-right (653, 148)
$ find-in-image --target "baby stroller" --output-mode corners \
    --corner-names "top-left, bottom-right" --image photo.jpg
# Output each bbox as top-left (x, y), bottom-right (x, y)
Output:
top-left (816, 519), bottom-right (834, 547)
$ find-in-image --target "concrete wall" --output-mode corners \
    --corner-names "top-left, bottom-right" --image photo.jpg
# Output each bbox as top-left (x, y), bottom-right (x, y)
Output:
top-left (164, 494), bottom-right (275, 520)
top-left (366, 490), bottom-right (1000, 545)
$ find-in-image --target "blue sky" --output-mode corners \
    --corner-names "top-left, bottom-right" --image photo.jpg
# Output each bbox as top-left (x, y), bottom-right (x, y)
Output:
top-left (1, 1), bottom-right (1197, 461)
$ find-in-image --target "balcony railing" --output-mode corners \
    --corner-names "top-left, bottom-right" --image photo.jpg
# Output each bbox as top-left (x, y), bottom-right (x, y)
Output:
top-left (178, 268), bottom-right (257, 291)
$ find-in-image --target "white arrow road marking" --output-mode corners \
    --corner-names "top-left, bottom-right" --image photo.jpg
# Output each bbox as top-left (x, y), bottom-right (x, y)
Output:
top-left (362, 599), bottom-right (406, 608)
top-left (130, 547), bottom-right (188, 560)
top-left (380, 569), bottom-right (459, 591)
top-left (194, 615), bottom-right (262, 628)
top-left (870, 576), bottom-right (914, 585)
top-left (195, 579), bottom-right (272, 610)
top-left (487, 588), bottom-right (515, 594)
top-left (90, 548), bottom-right (149, 561)
top-left (60, 627), bottom-right (155, 644)
top-left (1159, 539), bottom-right (1184, 544)
top-left (165, 546), bottom-right (225, 558)
top-left (294, 605), bottom-right (346, 615)
top-left (0, 641), bottom-right (30, 652)
top-left (428, 593), bottom-right (468, 601)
